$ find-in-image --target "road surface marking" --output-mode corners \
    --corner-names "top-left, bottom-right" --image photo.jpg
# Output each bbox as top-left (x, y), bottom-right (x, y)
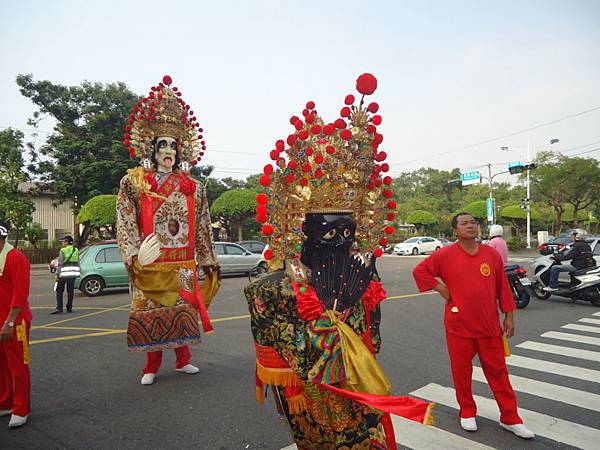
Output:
top-left (411, 383), bottom-right (600, 450)
top-left (516, 341), bottom-right (600, 362)
top-left (579, 318), bottom-right (600, 326)
top-left (472, 367), bottom-right (600, 411)
top-left (593, 311), bottom-right (600, 317)
top-left (562, 323), bottom-right (600, 334)
top-left (541, 331), bottom-right (600, 346)
top-left (387, 292), bottom-right (436, 300)
top-left (504, 354), bottom-right (600, 382)
top-left (212, 314), bottom-right (250, 323)
top-left (30, 330), bottom-right (125, 345)
top-left (37, 304), bottom-right (131, 328)
top-left (389, 415), bottom-right (495, 450)
top-left (31, 325), bottom-right (125, 332)
top-left (31, 306), bottom-right (130, 311)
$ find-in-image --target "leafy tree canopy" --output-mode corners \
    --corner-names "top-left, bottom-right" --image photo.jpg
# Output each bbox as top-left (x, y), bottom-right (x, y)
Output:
top-left (211, 189), bottom-right (258, 241)
top-left (499, 204), bottom-right (541, 220)
top-left (406, 209), bottom-right (438, 226)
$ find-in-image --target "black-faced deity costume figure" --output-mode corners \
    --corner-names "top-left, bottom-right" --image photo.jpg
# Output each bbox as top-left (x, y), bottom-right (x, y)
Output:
top-left (245, 74), bottom-right (433, 449)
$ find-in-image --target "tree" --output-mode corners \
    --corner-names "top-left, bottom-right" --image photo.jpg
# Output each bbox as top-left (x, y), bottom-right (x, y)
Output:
top-left (528, 151), bottom-right (600, 233)
top-left (406, 210), bottom-right (438, 233)
top-left (16, 74), bottom-right (140, 244)
top-left (456, 200), bottom-right (487, 223)
top-left (191, 165), bottom-right (229, 205)
top-left (0, 128), bottom-right (35, 245)
top-left (498, 205), bottom-right (541, 235)
top-left (76, 194), bottom-right (117, 243)
top-left (210, 189), bottom-right (258, 241)
top-left (25, 223), bottom-right (44, 248)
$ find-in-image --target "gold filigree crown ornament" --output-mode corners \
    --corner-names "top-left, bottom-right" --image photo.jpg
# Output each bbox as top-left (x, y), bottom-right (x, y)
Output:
top-left (256, 73), bottom-right (397, 263)
top-left (122, 75), bottom-right (207, 169)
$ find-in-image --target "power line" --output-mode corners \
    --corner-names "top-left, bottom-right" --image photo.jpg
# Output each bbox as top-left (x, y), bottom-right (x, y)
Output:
top-left (392, 105), bottom-right (600, 166)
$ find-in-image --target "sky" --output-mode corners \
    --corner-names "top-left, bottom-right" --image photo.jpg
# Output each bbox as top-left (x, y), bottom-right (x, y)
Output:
top-left (1, 0), bottom-right (599, 184)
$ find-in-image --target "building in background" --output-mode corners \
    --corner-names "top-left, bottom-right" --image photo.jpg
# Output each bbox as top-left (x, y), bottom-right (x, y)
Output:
top-left (18, 182), bottom-right (75, 242)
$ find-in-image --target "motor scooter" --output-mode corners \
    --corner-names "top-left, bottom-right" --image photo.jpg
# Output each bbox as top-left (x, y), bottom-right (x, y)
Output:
top-left (505, 264), bottom-right (534, 309)
top-left (532, 258), bottom-right (600, 306)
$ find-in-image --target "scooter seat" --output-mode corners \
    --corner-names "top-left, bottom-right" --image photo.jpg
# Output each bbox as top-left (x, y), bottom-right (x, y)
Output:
top-left (504, 264), bottom-right (520, 271)
top-left (571, 266), bottom-right (598, 276)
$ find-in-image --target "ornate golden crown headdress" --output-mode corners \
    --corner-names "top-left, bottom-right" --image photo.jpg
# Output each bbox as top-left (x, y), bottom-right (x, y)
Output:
top-left (256, 73), bottom-right (397, 263)
top-left (122, 75), bottom-right (207, 169)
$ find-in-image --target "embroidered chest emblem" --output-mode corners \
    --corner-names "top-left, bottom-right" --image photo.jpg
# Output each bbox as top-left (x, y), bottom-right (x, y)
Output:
top-left (480, 262), bottom-right (491, 277)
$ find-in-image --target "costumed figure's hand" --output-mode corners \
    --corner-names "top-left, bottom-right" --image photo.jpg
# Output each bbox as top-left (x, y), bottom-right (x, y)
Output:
top-left (125, 255), bottom-right (138, 281)
top-left (202, 264), bottom-right (221, 281)
top-left (503, 313), bottom-right (515, 338)
top-left (137, 233), bottom-right (161, 267)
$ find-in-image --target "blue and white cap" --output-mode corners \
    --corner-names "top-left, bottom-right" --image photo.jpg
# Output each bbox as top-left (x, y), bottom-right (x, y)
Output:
top-left (0, 225), bottom-right (8, 237)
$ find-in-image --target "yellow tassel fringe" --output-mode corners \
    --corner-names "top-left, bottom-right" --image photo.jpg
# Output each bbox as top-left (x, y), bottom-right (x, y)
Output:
top-left (286, 393), bottom-right (307, 415)
top-left (423, 402), bottom-right (436, 426)
top-left (256, 361), bottom-right (303, 387)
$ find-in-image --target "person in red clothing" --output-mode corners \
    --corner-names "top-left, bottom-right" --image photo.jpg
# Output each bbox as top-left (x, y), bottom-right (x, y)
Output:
top-left (412, 212), bottom-right (534, 439)
top-left (0, 223), bottom-right (32, 428)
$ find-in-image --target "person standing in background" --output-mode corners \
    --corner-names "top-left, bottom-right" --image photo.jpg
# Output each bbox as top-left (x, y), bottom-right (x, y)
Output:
top-left (51, 235), bottom-right (79, 314)
top-left (488, 224), bottom-right (509, 265)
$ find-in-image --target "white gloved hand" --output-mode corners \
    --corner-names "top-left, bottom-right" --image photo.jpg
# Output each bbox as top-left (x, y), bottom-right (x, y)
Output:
top-left (137, 233), bottom-right (161, 267)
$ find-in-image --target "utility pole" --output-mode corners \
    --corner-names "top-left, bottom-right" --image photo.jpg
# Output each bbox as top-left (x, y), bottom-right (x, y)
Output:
top-left (526, 141), bottom-right (532, 249)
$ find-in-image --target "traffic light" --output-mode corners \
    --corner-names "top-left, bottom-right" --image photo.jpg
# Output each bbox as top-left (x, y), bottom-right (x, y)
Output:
top-left (520, 198), bottom-right (530, 210)
top-left (508, 163), bottom-right (537, 175)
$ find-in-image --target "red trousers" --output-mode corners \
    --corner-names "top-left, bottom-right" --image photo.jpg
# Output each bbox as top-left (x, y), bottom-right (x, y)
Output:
top-left (445, 331), bottom-right (522, 425)
top-left (0, 321), bottom-right (31, 417)
top-left (143, 345), bottom-right (191, 374)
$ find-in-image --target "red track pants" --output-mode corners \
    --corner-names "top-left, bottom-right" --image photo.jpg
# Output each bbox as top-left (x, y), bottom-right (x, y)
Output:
top-left (143, 345), bottom-right (192, 374)
top-left (0, 321), bottom-right (31, 417)
top-left (445, 331), bottom-right (522, 425)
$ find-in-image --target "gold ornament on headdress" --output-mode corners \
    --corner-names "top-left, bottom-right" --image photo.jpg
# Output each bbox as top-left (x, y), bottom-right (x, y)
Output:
top-left (256, 73), bottom-right (396, 264)
top-left (122, 75), bottom-right (207, 168)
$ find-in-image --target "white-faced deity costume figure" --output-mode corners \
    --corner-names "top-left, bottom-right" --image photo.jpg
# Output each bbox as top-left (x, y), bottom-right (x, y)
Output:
top-left (117, 75), bottom-right (220, 384)
top-left (245, 74), bottom-right (434, 448)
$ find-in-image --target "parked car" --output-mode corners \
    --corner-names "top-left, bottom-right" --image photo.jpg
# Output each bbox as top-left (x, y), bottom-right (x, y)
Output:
top-left (75, 241), bottom-right (128, 296)
top-left (394, 236), bottom-right (443, 255)
top-left (533, 237), bottom-right (600, 278)
top-left (215, 242), bottom-right (266, 275)
top-left (438, 238), bottom-right (454, 247)
top-left (538, 236), bottom-right (572, 255)
top-left (236, 240), bottom-right (266, 254)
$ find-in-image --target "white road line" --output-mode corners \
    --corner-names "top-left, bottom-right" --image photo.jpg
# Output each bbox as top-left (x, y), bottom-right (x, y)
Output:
top-left (580, 318), bottom-right (600, 326)
top-left (505, 354), bottom-right (600, 382)
top-left (592, 311), bottom-right (600, 316)
top-left (390, 415), bottom-right (495, 450)
top-left (472, 367), bottom-right (600, 411)
top-left (541, 331), bottom-right (600, 346)
top-left (280, 445), bottom-right (296, 450)
top-left (411, 383), bottom-right (600, 450)
top-left (562, 323), bottom-right (600, 334)
top-left (517, 341), bottom-right (600, 362)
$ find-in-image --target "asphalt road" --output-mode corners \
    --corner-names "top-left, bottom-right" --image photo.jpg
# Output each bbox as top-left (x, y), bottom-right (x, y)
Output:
top-left (1, 254), bottom-right (599, 450)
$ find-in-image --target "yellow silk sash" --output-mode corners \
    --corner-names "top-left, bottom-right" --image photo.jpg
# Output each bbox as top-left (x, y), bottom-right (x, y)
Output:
top-left (16, 322), bottom-right (31, 365)
top-left (133, 260), bottom-right (180, 307)
top-left (325, 310), bottom-right (391, 396)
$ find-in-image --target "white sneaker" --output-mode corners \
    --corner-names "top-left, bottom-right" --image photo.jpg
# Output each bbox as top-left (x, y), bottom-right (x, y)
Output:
top-left (0, 409), bottom-right (12, 417)
top-left (175, 364), bottom-right (199, 374)
top-left (500, 422), bottom-right (535, 439)
top-left (543, 286), bottom-right (559, 292)
top-left (8, 414), bottom-right (28, 428)
top-left (460, 417), bottom-right (478, 431)
top-left (141, 373), bottom-right (156, 385)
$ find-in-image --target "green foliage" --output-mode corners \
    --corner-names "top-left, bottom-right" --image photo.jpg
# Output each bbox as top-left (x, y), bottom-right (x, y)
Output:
top-left (458, 200), bottom-right (487, 220)
top-left (499, 205), bottom-right (541, 221)
top-left (16, 74), bottom-right (140, 212)
top-left (406, 210), bottom-right (438, 226)
top-left (211, 189), bottom-right (258, 240)
top-left (25, 223), bottom-right (44, 248)
top-left (77, 194), bottom-right (117, 242)
top-left (507, 236), bottom-right (526, 251)
top-left (0, 128), bottom-right (35, 245)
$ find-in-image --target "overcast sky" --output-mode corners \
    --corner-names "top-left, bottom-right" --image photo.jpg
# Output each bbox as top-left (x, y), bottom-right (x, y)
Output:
top-left (2, 0), bottom-right (599, 183)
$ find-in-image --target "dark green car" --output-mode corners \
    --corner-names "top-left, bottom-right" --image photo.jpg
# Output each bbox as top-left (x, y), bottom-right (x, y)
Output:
top-left (74, 241), bottom-right (129, 296)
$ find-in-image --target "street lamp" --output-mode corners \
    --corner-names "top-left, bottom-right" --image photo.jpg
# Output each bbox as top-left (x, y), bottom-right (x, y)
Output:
top-left (501, 138), bottom-right (559, 249)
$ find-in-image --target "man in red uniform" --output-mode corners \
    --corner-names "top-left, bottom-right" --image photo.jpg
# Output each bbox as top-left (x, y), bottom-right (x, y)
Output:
top-left (0, 223), bottom-right (32, 428)
top-left (413, 212), bottom-right (534, 439)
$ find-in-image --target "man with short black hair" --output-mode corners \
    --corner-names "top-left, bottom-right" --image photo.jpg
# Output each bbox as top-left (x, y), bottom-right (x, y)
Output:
top-left (413, 212), bottom-right (534, 439)
top-left (0, 222), bottom-right (32, 428)
top-left (544, 228), bottom-right (593, 292)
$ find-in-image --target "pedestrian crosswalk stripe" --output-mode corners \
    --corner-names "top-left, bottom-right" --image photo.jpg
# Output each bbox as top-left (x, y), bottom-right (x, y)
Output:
top-left (580, 317), bottom-right (600, 326)
top-left (389, 415), bottom-right (495, 450)
top-left (411, 383), bottom-right (600, 450)
top-left (472, 367), bottom-right (600, 411)
top-left (541, 331), bottom-right (600, 346)
top-left (593, 311), bottom-right (600, 316)
top-left (517, 341), bottom-right (600, 362)
top-left (562, 323), bottom-right (600, 334)
top-left (504, 354), bottom-right (600, 382)
top-left (280, 445), bottom-right (296, 450)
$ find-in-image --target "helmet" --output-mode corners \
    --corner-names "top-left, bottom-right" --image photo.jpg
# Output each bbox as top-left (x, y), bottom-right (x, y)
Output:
top-left (572, 228), bottom-right (587, 241)
top-left (489, 224), bottom-right (504, 238)
top-left (60, 235), bottom-right (74, 245)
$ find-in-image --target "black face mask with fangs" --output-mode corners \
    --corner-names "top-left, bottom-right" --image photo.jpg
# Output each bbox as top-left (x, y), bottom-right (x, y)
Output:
top-left (301, 213), bottom-right (373, 311)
